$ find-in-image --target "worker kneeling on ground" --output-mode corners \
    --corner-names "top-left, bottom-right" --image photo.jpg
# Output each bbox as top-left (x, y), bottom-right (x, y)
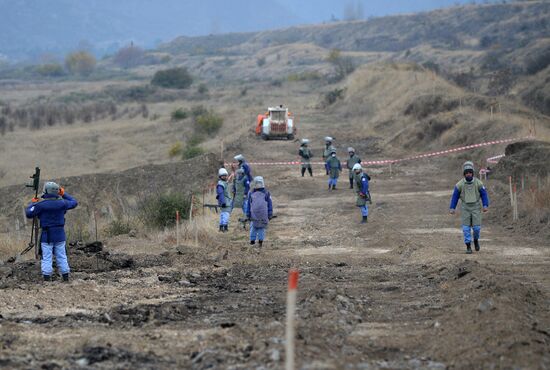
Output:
top-left (25, 182), bottom-right (78, 282)
top-left (232, 168), bottom-right (250, 219)
top-left (325, 148), bottom-right (342, 191)
top-left (353, 164), bottom-right (371, 224)
top-left (346, 147), bottom-right (361, 189)
top-left (216, 168), bottom-right (233, 232)
top-left (449, 161), bottom-right (489, 254)
top-left (299, 139), bottom-right (313, 177)
top-left (246, 176), bottom-right (273, 248)
top-left (234, 154), bottom-right (252, 182)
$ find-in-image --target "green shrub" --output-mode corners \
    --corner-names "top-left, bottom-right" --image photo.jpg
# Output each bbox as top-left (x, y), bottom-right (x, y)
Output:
top-left (37, 63), bottom-right (65, 77)
top-left (190, 105), bottom-right (208, 118)
top-left (139, 193), bottom-right (190, 229)
top-left (105, 219), bottom-right (133, 236)
top-left (151, 67), bottom-right (193, 89)
top-left (65, 51), bottom-right (96, 76)
top-left (287, 71), bottom-right (321, 82)
top-left (182, 145), bottom-right (204, 159)
top-left (324, 88), bottom-right (345, 106)
top-left (168, 141), bottom-right (183, 157)
top-left (195, 111), bottom-right (223, 135)
top-left (188, 134), bottom-right (205, 146)
top-left (197, 83), bottom-right (209, 95)
top-left (171, 108), bottom-right (188, 121)
top-left (256, 57), bottom-right (266, 67)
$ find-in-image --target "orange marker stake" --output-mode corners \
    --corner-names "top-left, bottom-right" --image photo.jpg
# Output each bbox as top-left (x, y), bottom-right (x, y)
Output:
top-left (286, 269), bottom-right (299, 370)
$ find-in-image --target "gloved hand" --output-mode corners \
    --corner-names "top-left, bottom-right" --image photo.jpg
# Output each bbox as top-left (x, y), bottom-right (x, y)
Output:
top-left (31, 197), bottom-right (40, 203)
top-left (221, 203), bottom-right (227, 208)
top-left (449, 209), bottom-right (455, 215)
top-left (268, 216), bottom-right (273, 220)
top-left (482, 207), bottom-right (489, 213)
top-left (359, 192), bottom-right (366, 198)
top-left (58, 187), bottom-right (65, 196)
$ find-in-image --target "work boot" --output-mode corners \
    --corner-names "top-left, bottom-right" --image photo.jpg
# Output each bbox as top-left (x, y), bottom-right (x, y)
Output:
top-left (258, 240), bottom-right (263, 248)
top-left (466, 243), bottom-right (472, 254)
top-left (328, 184), bottom-right (332, 191)
top-left (219, 225), bottom-right (224, 232)
top-left (308, 168), bottom-right (313, 177)
top-left (332, 185), bottom-right (337, 190)
top-left (250, 240), bottom-right (255, 245)
top-left (43, 275), bottom-right (51, 282)
top-left (62, 273), bottom-right (69, 282)
top-left (223, 225), bottom-right (229, 232)
top-left (474, 239), bottom-right (480, 251)
top-left (361, 216), bottom-right (368, 224)
top-left (301, 168), bottom-right (306, 177)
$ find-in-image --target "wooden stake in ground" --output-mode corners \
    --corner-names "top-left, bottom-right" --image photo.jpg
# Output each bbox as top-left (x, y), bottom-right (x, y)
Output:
top-left (285, 269), bottom-right (299, 370)
top-left (176, 210), bottom-right (180, 247)
top-left (509, 176), bottom-right (514, 210)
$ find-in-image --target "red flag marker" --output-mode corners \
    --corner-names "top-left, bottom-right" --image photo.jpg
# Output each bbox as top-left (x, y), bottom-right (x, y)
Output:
top-left (286, 269), bottom-right (299, 370)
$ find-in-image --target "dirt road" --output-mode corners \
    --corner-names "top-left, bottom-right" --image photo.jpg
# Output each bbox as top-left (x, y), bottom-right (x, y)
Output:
top-left (1, 149), bottom-right (549, 369)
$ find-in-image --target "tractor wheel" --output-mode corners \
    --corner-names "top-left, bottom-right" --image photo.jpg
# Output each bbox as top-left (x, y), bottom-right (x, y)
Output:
top-left (287, 134), bottom-right (294, 140)
top-left (261, 134), bottom-right (269, 141)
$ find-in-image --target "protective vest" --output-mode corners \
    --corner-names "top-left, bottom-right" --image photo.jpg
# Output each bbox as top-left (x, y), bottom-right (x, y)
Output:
top-left (347, 155), bottom-right (361, 169)
top-left (326, 156), bottom-right (341, 178)
top-left (323, 145), bottom-right (335, 160)
top-left (456, 178), bottom-right (483, 204)
top-left (354, 173), bottom-right (370, 206)
top-left (233, 176), bottom-right (247, 208)
top-left (217, 180), bottom-right (233, 212)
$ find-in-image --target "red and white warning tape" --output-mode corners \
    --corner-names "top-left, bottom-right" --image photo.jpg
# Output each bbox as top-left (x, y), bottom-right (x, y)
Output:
top-left (486, 154), bottom-right (505, 164)
top-left (229, 136), bottom-right (532, 167)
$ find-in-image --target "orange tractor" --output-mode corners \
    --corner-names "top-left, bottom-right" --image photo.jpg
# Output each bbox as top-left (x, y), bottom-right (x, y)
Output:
top-left (255, 105), bottom-right (296, 140)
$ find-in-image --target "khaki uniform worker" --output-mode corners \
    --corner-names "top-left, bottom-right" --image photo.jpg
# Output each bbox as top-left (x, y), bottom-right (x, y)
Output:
top-left (449, 161), bottom-right (489, 254)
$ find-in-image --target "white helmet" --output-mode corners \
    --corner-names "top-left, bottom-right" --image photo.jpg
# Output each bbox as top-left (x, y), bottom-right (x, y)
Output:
top-left (253, 176), bottom-right (265, 189)
top-left (218, 168), bottom-right (229, 177)
top-left (301, 139), bottom-right (309, 145)
top-left (352, 163), bottom-right (362, 171)
top-left (234, 154), bottom-right (245, 162)
top-left (43, 181), bottom-right (60, 195)
top-left (324, 136), bottom-right (333, 143)
top-left (348, 147), bottom-right (355, 153)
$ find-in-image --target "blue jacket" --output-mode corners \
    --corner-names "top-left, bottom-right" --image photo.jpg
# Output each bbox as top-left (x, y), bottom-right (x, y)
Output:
top-left (25, 193), bottom-right (78, 243)
top-left (359, 173), bottom-right (369, 195)
top-left (240, 161), bottom-right (253, 182)
top-left (246, 188), bottom-right (273, 219)
top-left (449, 183), bottom-right (489, 209)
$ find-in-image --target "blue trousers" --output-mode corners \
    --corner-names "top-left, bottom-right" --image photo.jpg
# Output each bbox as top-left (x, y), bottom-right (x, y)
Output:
top-left (328, 177), bottom-right (338, 187)
top-left (462, 225), bottom-right (481, 244)
top-left (220, 210), bottom-right (231, 226)
top-left (359, 205), bottom-right (369, 217)
top-left (250, 225), bottom-right (266, 241)
top-left (41, 241), bottom-right (70, 276)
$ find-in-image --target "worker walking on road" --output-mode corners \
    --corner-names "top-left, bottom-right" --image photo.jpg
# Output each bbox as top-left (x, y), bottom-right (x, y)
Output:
top-left (299, 139), bottom-right (313, 177)
top-left (449, 161), bottom-right (489, 254)
top-left (216, 168), bottom-right (233, 232)
top-left (346, 147), bottom-right (362, 189)
top-left (325, 148), bottom-right (342, 191)
top-left (352, 164), bottom-right (371, 223)
top-left (25, 182), bottom-right (78, 282)
top-left (232, 168), bottom-right (250, 219)
top-left (234, 154), bottom-right (253, 182)
top-left (246, 176), bottom-right (273, 248)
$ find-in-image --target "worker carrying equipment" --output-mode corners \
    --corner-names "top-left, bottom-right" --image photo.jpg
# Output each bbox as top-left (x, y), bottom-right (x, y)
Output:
top-left (25, 180), bottom-right (78, 282)
top-left (449, 161), bottom-right (490, 254)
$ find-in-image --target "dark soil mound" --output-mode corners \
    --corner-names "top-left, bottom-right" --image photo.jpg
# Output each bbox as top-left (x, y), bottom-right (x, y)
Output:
top-left (493, 140), bottom-right (550, 180)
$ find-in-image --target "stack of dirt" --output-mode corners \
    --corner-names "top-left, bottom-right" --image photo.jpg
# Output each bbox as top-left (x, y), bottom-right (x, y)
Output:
top-left (487, 140), bottom-right (550, 238)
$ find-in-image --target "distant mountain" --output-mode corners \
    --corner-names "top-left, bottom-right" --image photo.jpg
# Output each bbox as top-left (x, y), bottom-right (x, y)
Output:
top-left (0, 0), bottom-right (477, 61)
